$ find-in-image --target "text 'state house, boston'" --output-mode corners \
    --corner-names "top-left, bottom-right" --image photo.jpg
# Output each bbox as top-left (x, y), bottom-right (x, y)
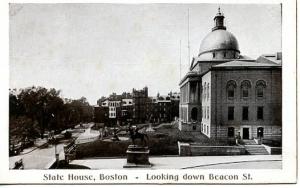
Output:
top-left (179, 9), bottom-right (282, 143)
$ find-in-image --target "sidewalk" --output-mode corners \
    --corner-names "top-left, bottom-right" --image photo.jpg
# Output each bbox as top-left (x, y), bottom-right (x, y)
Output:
top-left (70, 155), bottom-right (282, 169)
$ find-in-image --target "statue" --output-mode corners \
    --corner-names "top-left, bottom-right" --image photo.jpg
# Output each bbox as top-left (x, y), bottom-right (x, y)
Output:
top-left (124, 125), bottom-right (151, 168)
top-left (127, 126), bottom-right (148, 146)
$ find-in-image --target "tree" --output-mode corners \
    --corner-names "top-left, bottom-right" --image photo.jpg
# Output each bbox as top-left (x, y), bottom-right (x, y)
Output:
top-left (9, 116), bottom-right (39, 141)
top-left (16, 86), bottom-right (64, 138)
top-left (9, 86), bottom-right (95, 140)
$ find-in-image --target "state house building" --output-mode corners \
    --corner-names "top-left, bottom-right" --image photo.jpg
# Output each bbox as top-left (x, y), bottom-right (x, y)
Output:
top-left (179, 9), bottom-right (282, 142)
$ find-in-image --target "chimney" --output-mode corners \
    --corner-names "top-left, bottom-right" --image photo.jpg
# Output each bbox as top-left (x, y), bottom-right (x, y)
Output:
top-left (276, 52), bottom-right (282, 60)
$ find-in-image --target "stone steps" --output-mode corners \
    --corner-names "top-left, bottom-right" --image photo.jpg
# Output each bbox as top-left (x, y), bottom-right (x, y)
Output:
top-left (242, 139), bottom-right (257, 145)
top-left (245, 145), bottom-right (269, 155)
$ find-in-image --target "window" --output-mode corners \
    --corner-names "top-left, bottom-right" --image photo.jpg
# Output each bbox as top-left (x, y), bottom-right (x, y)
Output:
top-left (242, 106), bottom-right (249, 120)
top-left (213, 52), bottom-right (216, 58)
top-left (207, 107), bottom-right (209, 119)
top-left (207, 126), bottom-right (209, 134)
top-left (228, 90), bottom-right (234, 98)
top-left (228, 127), bottom-right (235, 137)
top-left (201, 85), bottom-right (203, 101)
top-left (242, 90), bottom-right (249, 98)
top-left (227, 80), bottom-right (237, 99)
top-left (207, 84), bottom-right (210, 100)
top-left (256, 80), bottom-right (266, 98)
top-left (228, 106), bottom-right (234, 120)
top-left (203, 83), bottom-right (206, 100)
top-left (257, 106), bottom-right (264, 120)
top-left (241, 80), bottom-right (251, 98)
top-left (223, 52), bottom-right (226, 58)
top-left (257, 88), bottom-right (263, 97)
top-left (191, 107), bottom-right (198, 121)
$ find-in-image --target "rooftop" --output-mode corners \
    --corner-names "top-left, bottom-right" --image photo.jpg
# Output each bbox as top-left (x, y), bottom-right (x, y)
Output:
top-left (213, 60), bottom-right (281, 68)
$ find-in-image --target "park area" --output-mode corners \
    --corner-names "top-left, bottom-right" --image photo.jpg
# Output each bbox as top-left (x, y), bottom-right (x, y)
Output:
top-left (74, 122), bottom-right (233, 159)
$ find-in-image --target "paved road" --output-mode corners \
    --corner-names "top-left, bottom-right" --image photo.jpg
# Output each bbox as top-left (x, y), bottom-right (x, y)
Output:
top-left (9, 123), bottom-right (91, 169)
top-left (70, 155), bottom-right (282, 169)
top-left (9, 143), bottom-right (65, 169)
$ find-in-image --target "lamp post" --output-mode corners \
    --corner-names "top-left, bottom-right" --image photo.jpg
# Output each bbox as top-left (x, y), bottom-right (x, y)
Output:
top-left (54, 137), bottom-right (59, 168)
top-left (51, 113), bottom-right (59, 168)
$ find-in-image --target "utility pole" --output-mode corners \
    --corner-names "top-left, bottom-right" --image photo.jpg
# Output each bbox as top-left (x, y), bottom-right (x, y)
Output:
top-left (179, 40), bottom-right (182, 79)
top-left (187, 8), bottom-right (191, 66)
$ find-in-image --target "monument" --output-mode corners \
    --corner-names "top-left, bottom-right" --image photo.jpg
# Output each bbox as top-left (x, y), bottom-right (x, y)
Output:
top-left (123, 126), bottom-right (151, 168)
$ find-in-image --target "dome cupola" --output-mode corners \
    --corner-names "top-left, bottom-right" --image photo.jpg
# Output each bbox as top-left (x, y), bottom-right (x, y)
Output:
top-left (198, 8), bottom-right (240, 60)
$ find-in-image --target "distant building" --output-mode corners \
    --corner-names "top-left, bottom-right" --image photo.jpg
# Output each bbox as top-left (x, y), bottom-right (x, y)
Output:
top-left (95, 88), bottom-right (180, 126)
top-left (132, 87), bottom-right (148, 123)
top-left (121, 98), bottom-right (133, 124)
top-left (179, 8), bottom-right (282, 143)
top-left (95, 93), bottom-right (133, 126)
top-left (146, 92), bottom-right (180, 123)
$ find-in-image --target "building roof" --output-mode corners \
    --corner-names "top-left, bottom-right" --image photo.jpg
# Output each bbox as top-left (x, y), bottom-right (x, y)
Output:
top-left (257, 53), bottom-right (282, 65)
top-left (179, 71), bottom-right (201, 86)
top-left (212, 59), bottom-right (281, 69)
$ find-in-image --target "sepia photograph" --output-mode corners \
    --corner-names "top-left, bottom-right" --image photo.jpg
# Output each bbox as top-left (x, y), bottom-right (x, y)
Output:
top-left (0, 0), bottom-right (297, 184)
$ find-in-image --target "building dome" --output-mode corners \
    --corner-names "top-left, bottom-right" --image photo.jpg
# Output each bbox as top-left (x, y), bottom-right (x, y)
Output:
top-left (198, 8), bottom-right (240, 59)
top-left (199, 30), bottom-right (239, 55)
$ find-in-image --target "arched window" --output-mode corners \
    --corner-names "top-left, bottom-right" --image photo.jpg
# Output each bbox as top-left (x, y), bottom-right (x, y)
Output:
top-left (241, 80), bottom-right (251, 98)
top-left (226, 80), bottom-right (237, 99)
top-left (191, 107), bottom-right (198, 121)
top-left (256, 80), bottom-right (266, 98)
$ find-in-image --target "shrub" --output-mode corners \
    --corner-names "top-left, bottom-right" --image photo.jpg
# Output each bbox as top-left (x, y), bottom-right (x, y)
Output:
top-left (64, 131), bottom-right (72, 139)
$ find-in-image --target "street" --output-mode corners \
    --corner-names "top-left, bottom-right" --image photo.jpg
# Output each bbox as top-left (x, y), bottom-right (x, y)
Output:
top-left (9, 123), bottom-right (93, 169)
top-left (9, 143), bottom-right (65, 169)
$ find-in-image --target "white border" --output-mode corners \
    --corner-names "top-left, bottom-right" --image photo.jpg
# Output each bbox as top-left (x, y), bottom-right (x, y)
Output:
top-left (0, 0), bottom-right (297, 184)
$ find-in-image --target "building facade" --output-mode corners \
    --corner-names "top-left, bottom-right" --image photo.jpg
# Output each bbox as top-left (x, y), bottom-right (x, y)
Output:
top-left (179, 8), bottom-right (282, 143)
top-left (132, 87), bottom-right (149, 123)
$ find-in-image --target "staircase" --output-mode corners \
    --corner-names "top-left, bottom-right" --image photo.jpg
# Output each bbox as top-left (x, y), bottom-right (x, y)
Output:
top-left (242, 139), bottom-right (257, 145)
top-left (244, 144), bottom-right (269, 155)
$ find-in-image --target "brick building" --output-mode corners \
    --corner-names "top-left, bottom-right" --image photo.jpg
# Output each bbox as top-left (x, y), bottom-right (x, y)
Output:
top-left (132, 87), bottom-right (148, 123)
top-left (179, 8), bottom-right (282, 143)
top-left (146, 92), bottom-right (180, 123)
top-left (95, 88), bottom-right (180, 126)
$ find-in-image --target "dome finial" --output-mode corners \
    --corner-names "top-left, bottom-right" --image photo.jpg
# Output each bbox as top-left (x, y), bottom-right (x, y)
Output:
top-left (212, 7), bottom-right (226, 31)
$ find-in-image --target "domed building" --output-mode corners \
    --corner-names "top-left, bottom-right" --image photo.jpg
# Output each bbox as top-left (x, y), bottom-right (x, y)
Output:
top-left (179, 8), bottom-right (282, 146)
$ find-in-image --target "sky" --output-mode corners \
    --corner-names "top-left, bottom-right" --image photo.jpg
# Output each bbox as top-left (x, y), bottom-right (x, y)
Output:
top-left (9, 3), bottom-right (281, 105)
